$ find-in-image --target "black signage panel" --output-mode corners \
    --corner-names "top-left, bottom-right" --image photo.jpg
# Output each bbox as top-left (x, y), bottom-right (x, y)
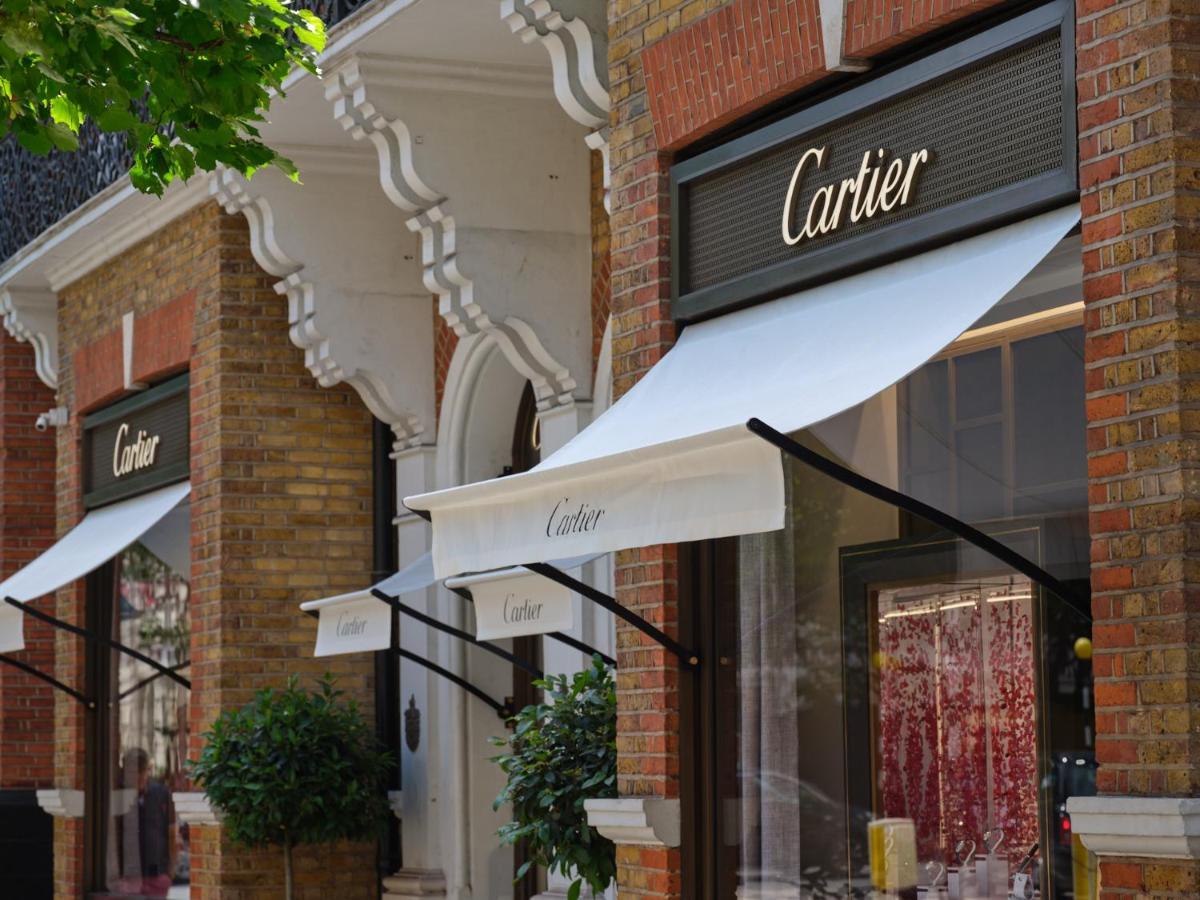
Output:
top-left (83, 374), bottom-right (189, 508)
top-left (671, 1), bottom-right (1077, 322)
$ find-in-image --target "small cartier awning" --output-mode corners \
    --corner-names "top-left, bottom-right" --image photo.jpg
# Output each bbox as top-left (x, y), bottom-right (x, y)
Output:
top-left (0, 480), bottom-right (191, 654)
top-left (301, 551), bottom-right (605, 657)
top-left (406, 205), bottom-right (1081, 579)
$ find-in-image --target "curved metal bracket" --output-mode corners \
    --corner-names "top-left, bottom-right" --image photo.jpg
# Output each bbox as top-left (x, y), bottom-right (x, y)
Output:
top-left (745, 418), bottom-right (1086, 608)
top-left (0, 653), bottom-right (93, 708)
top-left (524, 562), bottom-right (700, 668)
top-left (392, 645), bottom-right (512, 720)
top-left (371, 588), bottom-right (542, 679)
top-left (117, 660), bottom-right (191, 701)
top-left (5, 597), bottom-right (192, 690)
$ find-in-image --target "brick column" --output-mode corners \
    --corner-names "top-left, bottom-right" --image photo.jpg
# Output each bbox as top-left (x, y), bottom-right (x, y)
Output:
top-left (1076, 0), bottom-right (1200, 892)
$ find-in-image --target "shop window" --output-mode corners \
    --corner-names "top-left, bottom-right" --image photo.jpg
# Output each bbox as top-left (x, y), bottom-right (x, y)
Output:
top-left (697, 303), bottom-right (1095, 899)
top-left (93, 504), bottom-right (191, 898)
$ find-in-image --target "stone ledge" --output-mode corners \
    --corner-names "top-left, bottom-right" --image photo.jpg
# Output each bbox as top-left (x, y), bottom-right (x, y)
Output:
top-left (584, 797), bottom-right (680, 847)
top-left (382, 868), bottom-right (446, 898)
top-left (1067, 796), bottom-right (1200, 859)
top-left (35, 788), bottom-right (83, 819)
top-left (172, 791), bottom-right (221, 826)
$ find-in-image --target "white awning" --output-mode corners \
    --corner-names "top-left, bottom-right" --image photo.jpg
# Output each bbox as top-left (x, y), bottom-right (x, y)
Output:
top-left (407, 205), bottom-right (1081, 578)
top-left (0, 480), bottom-right (191, 653)
top-left (301, 550), bottom-right (605, 656)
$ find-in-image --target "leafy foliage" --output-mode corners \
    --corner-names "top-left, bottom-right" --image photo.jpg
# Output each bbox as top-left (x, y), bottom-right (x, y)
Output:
top-left (0, 0), bottom-right (326, 194)
top-left (190, 675), bottom-right (391, 853)
top-left (491, 656), bottom-right (617, 900)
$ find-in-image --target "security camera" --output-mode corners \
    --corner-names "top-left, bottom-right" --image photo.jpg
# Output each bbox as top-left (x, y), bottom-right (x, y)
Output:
top-left (35, 407), bottom-right (67, 432)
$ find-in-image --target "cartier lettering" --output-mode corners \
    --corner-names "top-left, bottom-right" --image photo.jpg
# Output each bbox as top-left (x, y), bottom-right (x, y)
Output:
top-left (503, 593), bottom-right (544, 625)
top-left (545, 498), bottom-right (604, 537)
top-left (781, 146), bottom-right (932, 246)
top-left (336, 612), bottom-right (368, 637)
top-left (111, 422), bottom-right (162, 478)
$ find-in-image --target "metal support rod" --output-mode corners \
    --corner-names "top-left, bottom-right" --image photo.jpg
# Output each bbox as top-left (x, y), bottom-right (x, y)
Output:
top-left (746, 418), bottom-right (1086, 608)
top-left (302, 608), bottom-right (509, 716)
top-left (0, 653), bottom-right (93, 708)
top-left (525, 563), bottom-right (701, 668)
top-left (392, 645), bottom-right (510, 719)
top-left (371, 588), bottom-right (543, 679)
top-left (5, 597), bottom-right (192, 690)
top-left (448, 585), bottom-right (616, 668)
top-left (117, 660), bottom-right (191, 701)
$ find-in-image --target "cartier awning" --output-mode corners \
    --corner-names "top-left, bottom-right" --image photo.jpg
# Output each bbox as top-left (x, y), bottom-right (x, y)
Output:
top-left (406, 205), bottom-right (1081, 579)
top-left (301, 551), bottom-right (604, 657)
top-left (0, 480), bottom-right (191, 653)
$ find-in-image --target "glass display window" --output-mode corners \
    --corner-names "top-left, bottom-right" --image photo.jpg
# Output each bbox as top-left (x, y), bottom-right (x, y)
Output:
top-left (694, 247), bottom-right (1095, 900)
top-left (93, 501), bottom-right (191, 899)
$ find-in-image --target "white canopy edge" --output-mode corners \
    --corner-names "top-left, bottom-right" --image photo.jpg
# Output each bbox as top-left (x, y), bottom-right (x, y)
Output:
top-left (0, 480), bottom-right (191, 653)
top-left (444, 552), bottom-right (607, 590)
top-left (407, 205), bottom-right (1081, 579)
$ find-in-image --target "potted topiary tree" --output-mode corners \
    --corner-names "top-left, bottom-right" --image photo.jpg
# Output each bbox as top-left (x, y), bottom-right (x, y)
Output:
top-left (190, 675), bottom-right (392, 899)
top-left (491, 655), bottom-right (617, 900)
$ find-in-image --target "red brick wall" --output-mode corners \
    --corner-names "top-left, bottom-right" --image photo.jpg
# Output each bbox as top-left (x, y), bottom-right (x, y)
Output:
top-left (592, 149), bottom-right (612, 378)
top-left (843, 0), bottom-right (1006, 58)
top-left (1077, 0), bottom-right (1200, 892)
top-left (0, 330), bottom-right (57, 789)
top-left (434, 296), bottom-right (458, 423)
top-left (640, 0), bottom-right (826, 151)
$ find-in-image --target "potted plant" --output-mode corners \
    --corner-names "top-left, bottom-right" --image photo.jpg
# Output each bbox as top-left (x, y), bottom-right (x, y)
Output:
top-left (491, 655), bottom-right (617, 900)
top-left (190, 675), bottom-right (392, 899)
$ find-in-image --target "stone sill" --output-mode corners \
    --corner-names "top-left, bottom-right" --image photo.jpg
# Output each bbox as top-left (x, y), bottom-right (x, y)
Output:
top-left (1067, 796), bottom-right (1200, 859)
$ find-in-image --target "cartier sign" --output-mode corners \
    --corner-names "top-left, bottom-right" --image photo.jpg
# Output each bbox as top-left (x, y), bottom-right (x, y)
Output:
top-left (781, 146), bottom-right (932, 246)
top-left (448, 567), bottom-right (575, 640)
top-left (672, 4), bottom-right (1076, 320)
top-left (84, 374), bottom-right (189, 508)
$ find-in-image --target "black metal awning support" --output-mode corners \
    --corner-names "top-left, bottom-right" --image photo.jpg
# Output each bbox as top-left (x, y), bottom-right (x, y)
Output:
top-left (524, 562), bottom-right (701, 668)
top-left (0, 654), bottom-right (93, 708)
top-left (301, 607), bottom-right (512, 719)
top-left (371, 588), bottom-right (543, 679)
top-left (4, 596), bottom-right (192, 690)
top-left (745, 418), bottom-right (1086, 607)
top-left (445, 585), bottom-right (617, 669)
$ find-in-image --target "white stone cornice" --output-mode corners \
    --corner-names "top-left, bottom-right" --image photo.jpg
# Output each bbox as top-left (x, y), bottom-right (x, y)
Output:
top-left (35, 788), bottom-right (84, 819)
top-left (328, 55), bottom-right (586, 411)
top-left (1, 287), bottom-right (58, 389)
top-left (172, 792), bottom-right (222, 826)
top-left (500, 0), bottom-right (608, 130)
top-left (1068, 796), bottom-right (1200, 859)
top-left (584, 797), bottom-right (681, 848)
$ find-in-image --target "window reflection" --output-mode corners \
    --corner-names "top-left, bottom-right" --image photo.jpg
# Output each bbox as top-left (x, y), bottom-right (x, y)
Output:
top-left (105, 504), bottom-right (191, 899)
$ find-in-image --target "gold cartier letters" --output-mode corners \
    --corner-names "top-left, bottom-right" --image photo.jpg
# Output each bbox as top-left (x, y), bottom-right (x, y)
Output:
top-left (781, 146), bottom-right (932, 246)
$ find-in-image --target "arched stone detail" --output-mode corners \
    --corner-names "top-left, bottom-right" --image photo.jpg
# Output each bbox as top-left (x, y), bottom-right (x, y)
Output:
top-left (210, 168), bottom-right (432, 446)
top-left (0, 287), bottom-right (58, 389)
top-left (326, 56), bottom-right (585, 413)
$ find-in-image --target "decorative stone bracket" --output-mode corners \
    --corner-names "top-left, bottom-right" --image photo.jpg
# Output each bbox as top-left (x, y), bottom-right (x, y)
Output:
top-left (1, 287), bottom-right (59, 389)
top-left (818, 0), bottom-right (870, 72)
top-left (1067, 796), bottom-right (1200, 859)
top-left (584, 797), bottom-right (681, 847)
top-left (500, 0), bottom-right (611, 211)
top-left (325, 56), bottom-right (592, 413)
top-left (210, 166), bottom-right (435, 447)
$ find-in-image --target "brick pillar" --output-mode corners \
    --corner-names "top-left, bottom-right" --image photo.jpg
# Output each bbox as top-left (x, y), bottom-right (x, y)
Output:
top-left (0, 330), bottom-right (57, 788)
top-left (1077, 0), bottom-right (1200, 892)
top-left (187, 208), bottom-right (378, 899)
top-left (609, 6), bottom-right (681, 897)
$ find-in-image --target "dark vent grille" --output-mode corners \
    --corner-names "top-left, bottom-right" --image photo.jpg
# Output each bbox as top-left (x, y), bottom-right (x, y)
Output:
top-left (682, 33), bottom-right (1065, 295)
